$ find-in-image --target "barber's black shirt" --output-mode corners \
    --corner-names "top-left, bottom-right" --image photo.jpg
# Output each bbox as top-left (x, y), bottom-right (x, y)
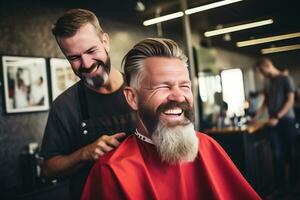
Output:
top-left (40, 81), bottom-right (135, 200)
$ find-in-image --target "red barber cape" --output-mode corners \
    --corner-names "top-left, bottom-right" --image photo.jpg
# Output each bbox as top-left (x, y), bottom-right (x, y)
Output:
top-left (81, 132), bottom-right (261, 200)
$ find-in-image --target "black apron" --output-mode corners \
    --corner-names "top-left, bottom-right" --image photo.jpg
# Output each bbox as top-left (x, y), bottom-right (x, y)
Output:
top-left (70, 81), bottom-right (135, 200)
top-left (77, 80), bottom-right (135, 144)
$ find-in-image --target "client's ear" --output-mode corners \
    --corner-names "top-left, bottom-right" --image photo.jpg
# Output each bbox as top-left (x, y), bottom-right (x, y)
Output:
top-left (123, 86), bottom-right (138, 111)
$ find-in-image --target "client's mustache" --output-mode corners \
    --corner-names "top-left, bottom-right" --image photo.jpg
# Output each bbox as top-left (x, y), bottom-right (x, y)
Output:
top-left (157, 101), bottom-right (195, 122)
top-left (78, 61), bottom-right (105, 74)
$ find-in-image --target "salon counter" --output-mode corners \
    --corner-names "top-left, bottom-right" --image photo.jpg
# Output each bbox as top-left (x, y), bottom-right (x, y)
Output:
top-left (205, 121), bottom-right (266, 135)
top-left (205, 121), bottom-right (273, 193)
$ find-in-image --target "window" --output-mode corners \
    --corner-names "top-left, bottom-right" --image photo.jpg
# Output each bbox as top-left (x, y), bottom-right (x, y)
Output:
top-left (221, 68), bottom-right (245, 117)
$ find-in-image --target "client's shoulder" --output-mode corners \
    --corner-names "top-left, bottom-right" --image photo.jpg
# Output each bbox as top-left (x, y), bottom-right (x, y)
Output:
top-left (196, 131), bottom-right (214, 141)
top-left (94, 134), bottom-right (139, 167)
top-left (196, 131), bottom-right (223, 149)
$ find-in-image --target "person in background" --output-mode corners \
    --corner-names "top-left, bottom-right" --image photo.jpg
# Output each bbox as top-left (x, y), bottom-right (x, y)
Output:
top-left (254, 57), bottom-right (298, 195)
top-left (40, 9), bottom-right (135, 200)
top-left (81, 38), bottom-right (261, 200)
top-left (216, 100), bottom-right (230, 128)
top-left (281, 68), bottom-right (289, 76)
top-left (246, 91), bottom-right (264, 118)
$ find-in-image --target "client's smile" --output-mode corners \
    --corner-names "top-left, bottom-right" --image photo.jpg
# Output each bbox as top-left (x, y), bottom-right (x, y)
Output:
top-left (163, 107), bottom-right (183, 116)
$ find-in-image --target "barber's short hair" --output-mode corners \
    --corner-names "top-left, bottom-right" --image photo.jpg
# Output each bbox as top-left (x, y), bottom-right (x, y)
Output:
top-left (122, 38), bottom-right (188, 89)
top-left (52, 9), bottom-right (104, 39)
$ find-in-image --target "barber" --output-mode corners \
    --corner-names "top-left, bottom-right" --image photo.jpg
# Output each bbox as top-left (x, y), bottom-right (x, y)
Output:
top-left (40, 9), bottom-right (135, 200)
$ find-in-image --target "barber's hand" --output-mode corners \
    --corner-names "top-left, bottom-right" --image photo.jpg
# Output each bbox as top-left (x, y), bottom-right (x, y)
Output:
top-left (268, 118), bottom-right (279, 127)
top-left (81, 132), bottom-right (126, 161)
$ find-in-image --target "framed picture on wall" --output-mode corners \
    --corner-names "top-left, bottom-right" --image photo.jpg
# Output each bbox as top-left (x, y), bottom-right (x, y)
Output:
top-left (1, 56), bottom-right (50, 113)
top-left (49, 58), bottom-right (79, 101)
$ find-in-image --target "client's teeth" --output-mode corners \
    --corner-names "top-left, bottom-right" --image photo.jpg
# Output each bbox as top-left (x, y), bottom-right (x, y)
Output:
top-left (164, 108), bottom-right (182, 115)
top-left (92, 66), bottom-right (97, 73)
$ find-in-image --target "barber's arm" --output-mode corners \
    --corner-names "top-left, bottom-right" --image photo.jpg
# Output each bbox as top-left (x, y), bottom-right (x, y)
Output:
top-left (268, 92), bottom-right (294, 127)
top-left (42, 132), bottom-right (125, 178)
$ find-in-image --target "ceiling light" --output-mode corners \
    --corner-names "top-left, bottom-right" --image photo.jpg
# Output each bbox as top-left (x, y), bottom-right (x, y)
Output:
top-left (136, 1), bottom-right (146, 12)
top-left (204, 19), bottom-right (273, 37)
top-left (237, 32), bottom-right (300, 47)
top-left (261, 44), bottom-right (300, 54)
top-left (185, 0), bottom-right (243, 15)
top-left (143, 12), bottom-right (183, 26)
top-left (143, 0), bottom-right (243, 26)
top-left (223, 33), bottom-right (231, 41)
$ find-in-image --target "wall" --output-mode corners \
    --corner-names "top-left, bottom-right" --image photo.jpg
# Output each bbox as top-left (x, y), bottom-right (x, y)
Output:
top-left (289, 67), bottom-right (300, 87)
top-left (193, 43), bottom-right (258, 98)
top-left (0, 2), bottom-right (59, 191)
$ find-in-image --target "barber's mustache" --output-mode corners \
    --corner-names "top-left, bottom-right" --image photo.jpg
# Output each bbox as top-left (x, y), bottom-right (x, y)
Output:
top-left (78, 61), bottom-right (105, 74)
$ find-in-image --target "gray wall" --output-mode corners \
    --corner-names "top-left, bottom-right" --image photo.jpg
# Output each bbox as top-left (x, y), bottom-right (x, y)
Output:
top-left (0, 1), bottom-right (59, 191)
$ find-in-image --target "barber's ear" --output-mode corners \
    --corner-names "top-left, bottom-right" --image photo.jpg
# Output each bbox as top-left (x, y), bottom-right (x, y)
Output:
top-left (123, 86), bottom-right (138, 111)
top-left (102, 33), bottom-right (110, 52)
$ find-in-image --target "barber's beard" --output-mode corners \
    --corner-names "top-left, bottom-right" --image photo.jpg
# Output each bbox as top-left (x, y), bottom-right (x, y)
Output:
top-left (138, 100), bottom-right (198, 164)
top-left (152, 122), bottom-right (198, 164)
top-left (77, 50), bottom-right (111, 89)
top-left (83, 69), bottom-right (109, 89)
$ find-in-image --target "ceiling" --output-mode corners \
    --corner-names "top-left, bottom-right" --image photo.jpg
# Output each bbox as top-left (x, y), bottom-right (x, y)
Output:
top-left (88, 0), bottom-right (300, 57)
top-left (6, 0), bottom-right (300, 59)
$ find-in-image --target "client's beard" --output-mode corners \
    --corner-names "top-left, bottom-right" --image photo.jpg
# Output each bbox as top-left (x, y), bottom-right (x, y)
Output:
top-left (151, 122), bottom-right (199, 165)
